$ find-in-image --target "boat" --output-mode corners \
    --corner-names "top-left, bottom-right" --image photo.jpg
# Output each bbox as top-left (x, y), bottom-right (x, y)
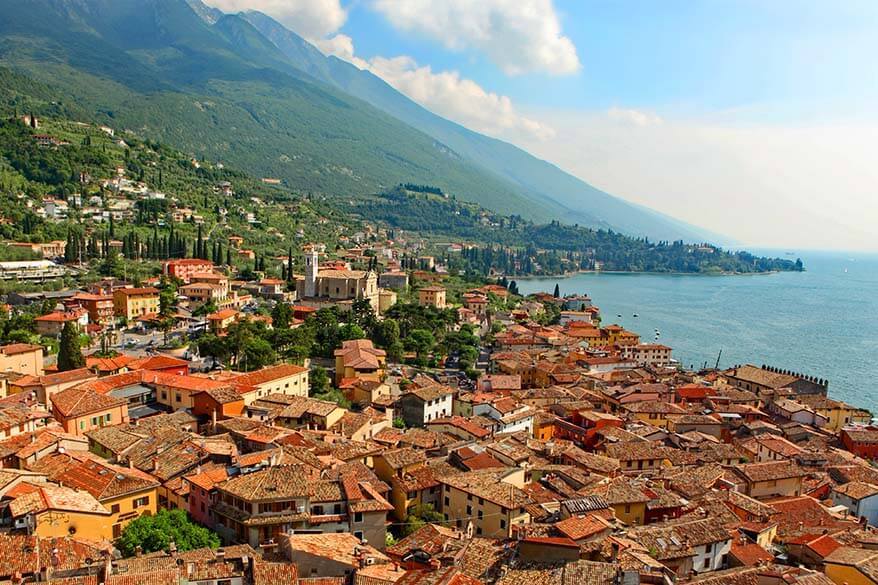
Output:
top-left (633, 313), bottom-right (639, 317)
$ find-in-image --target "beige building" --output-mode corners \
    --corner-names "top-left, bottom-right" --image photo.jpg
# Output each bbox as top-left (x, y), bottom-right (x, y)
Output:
top-left (113, 287), bottom-right (159, 320)
top-left (418, 286), bottom-right (447, 309)
top-left (296, 246), bottom-right (379, 311)
top-left (439, 467), bottom-right (530, 538)
top-left (0, 343), bottom-right (44, 377)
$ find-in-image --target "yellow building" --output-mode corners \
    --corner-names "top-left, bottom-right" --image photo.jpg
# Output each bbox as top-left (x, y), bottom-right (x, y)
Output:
top-left (30, 452), bottom-right (160, 539)
top-left (439, 468), bottom-right (530, 538)
top-left (798, 396), bottom-right (872, 432)
top-left (113, 287), bottom-right (160, 320)
top-left (8, 482), bottom-right (113, 540)
top-left (581, 477), bottom-right (649, 525)
top-left (334, 339), bottom-right (386, 385)
top-left (823, 547), bottom-right (878, 585)
top-left (418, 286), bottom-right (447, 309)
top-left (623, 401), bottom-right (687, 429)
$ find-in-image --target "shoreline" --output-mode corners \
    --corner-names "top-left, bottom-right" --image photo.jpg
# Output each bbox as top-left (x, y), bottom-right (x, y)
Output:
top-left (512, 268), bottom-right (788, 280)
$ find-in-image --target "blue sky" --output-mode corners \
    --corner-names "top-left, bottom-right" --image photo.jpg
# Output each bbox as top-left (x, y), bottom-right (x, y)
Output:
top-left (206, 0), bottom-right (878, 250)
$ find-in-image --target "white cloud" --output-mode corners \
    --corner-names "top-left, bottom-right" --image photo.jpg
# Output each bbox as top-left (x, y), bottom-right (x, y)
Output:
top-left (311, 35), bottom-right (554, 142)
top-left (204, 0), bottom-right (346, 39)
top-left (516, 109), bottom-right (878, 250)
top-left (371, 0), bottom-right (580, 76)
top-left (607, 107), bottom-right (663, 127)
top-left (312, 33), bottom-right (369, 68)
top-left (366, 56), bottom-right (555, 141)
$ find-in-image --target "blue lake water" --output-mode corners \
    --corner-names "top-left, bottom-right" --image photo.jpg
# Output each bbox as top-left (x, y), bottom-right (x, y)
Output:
top-left (516, 250), bottom-right (878, 411)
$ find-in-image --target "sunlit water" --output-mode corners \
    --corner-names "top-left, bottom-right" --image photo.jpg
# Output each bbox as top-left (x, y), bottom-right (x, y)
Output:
top-left (516, 250), bottom-right (878, 411)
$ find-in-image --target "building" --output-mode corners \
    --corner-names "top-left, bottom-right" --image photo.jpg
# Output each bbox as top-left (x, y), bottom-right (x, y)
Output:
top-left (730, 461), bottom-right (807, 499)
top-left (71, 293), bottom-right (115, 325)
top-left (212, 464), bottom-right (391, 549)
top-left (30, 451), bottom-right (159, 538)
top-left (620, 343), bottom-right (674, 367)
top-left (0, 260), bottom-right (67, 281)
top-left (207, 308), bottom-right (239, 334)
top-left (6, 482), bottom-right (113, 539)
top-left (831, 482), bottom-right (878, 527)
top-left (113, 287), bottom-right (159, 320)
top-left (10, 368), bottom-right (97, 410)
top-left (50, 386), bottom-right (129, 436)
top-left (334, 339), bottom-right (386, 385)
top-left (418, 286), bottom-right (447, 309)
top-left (629, 518), bottom-right (732, 576)
top-left (163, 258), bottom-right (214, 283)
top-left (228, 363), bottom-right (310, 404)
top-left (398, 385), bottom-right (454, 427)
top-left (379, 271), bottom-right (409, 291)
top-left (722, 364), bottom-right (828, 396)
top-left (439, 467), bottom-right (530, 538)
top-left (841, 427), bottom-right (878, 460)
top-left (34, 309), bottom-right (88, 337)
top-left (0, 344), bottom-right (43, 377)
top-left (296, 246), bottom-right (379, 311)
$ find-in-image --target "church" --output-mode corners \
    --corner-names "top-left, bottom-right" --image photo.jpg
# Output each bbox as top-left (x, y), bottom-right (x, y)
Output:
top-left (295, 245), bottom-right (380, 311)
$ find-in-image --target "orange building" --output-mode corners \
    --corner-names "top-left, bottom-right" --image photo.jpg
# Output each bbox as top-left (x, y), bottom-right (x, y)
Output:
top-left (50, 386), bottom-right (129, 436)
top-left (163, 258), bottom-right (214, 283)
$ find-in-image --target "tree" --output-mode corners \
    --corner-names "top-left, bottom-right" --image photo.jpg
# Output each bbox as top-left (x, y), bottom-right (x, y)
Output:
top-left (271, 302), bottom-right (293, 329)
top-left (406, 329), bottom-right (435, 365)
top-left (118, 509), bottom-right (219, 557)
top-left (553, 283), bottom-right (560, 298)
top-left (157, 285), bottom-right (178, 346)
top-left (400, 504), bottom-right (444, 537)
top-left (57, 321), bottom-right (85, 371)
top-left (238, 337), bottom-right (276, 372)
top-left (99, 250), bottom-right (120, 277)
top-left (310, 366), bottom-right (331, 395)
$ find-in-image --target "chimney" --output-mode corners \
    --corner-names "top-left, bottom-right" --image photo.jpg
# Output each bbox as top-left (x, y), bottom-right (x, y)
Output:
top-left (168, 541), bottom-right (177, 556)
top-left (151, 457), bottom-right (159, 472)
top-left (135, 546), bottom-right (142, 558)
top-left (215, 548), bottom-right (226, 560)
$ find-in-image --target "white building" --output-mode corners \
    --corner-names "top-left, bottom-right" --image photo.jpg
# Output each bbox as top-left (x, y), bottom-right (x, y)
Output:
top-left (831, 482), bottom-right (878, 527)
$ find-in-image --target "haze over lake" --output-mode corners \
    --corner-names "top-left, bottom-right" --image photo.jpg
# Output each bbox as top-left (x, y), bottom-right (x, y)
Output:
top-left (517, 251), bottom-right (878, 411)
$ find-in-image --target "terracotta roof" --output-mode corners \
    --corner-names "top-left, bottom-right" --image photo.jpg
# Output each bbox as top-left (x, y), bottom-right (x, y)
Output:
top-left (734, 460), bottom-right (807, 483)
top-left (555, 513), bottom-right (612, 540)
top-left (229, 364), bottom-right (308, 386)
top-left (51, 386), bottom-right (125, 418)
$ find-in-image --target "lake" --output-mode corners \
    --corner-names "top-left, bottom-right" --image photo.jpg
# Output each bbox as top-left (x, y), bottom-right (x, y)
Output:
top-left (515, 250), bottom-right (878, 411)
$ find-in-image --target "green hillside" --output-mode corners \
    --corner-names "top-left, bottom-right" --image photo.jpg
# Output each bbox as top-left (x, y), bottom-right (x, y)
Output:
top-left (238, 8), bottom-right (717, 242)
top-left (0, 0), bottom-right (557, 221)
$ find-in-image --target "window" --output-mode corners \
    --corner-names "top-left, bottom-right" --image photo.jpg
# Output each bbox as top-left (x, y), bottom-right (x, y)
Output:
top-left (477, 510), bottom-right (483, 520)
top-left (444, 497), bottom-right (450, 506)
top-left (354, 531), bottom-right (363, 540)
top-left (133, 496), bottom-right (150, 508)
top-left (111, 504), bottom-right (120, 514)
top-left (624, 504), bottom-right (631, 514)
top-left (161, 391), bottom-right (167, 400)
top-left (354, 512), bottom-right (363, 523)
top-left (467, 494), bottom-right (473, 501)
top-left (175, 393), bottom-right (181, 403)
top-left (105, 413), bottom-right (112, 422)
top-left (466, 505), bottom-right (472, 515)
top-left (500, 519), bottom-right (506, 529)
top-left (705, 543), bottom-right (712, 553)
top-left (476, 527), bottom-right (482, 535)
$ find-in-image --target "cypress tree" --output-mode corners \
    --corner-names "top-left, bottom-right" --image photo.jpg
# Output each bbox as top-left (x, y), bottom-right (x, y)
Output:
top-left (58, 322), bottom-right (85, 371)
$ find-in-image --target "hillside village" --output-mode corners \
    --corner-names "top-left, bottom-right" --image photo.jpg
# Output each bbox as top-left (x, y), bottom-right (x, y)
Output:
top-left (0, 116), bottom-right (875, 585)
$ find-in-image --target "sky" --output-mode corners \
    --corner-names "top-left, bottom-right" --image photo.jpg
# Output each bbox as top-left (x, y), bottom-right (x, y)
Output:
top-left (204, 0), bottom-right (878, 251)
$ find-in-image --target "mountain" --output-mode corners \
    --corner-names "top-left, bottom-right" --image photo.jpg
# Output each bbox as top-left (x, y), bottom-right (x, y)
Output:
top-left (239, 9), bottom-right (719, 243)
top-left (0, 0), bottom-right (714, 241)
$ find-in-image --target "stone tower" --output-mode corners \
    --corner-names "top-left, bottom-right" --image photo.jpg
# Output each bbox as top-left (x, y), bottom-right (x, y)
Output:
top-left (304, 245), bottom-right (318, 298)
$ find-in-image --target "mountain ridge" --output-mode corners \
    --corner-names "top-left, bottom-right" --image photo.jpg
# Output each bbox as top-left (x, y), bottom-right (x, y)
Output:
top-left (1, 0), bottom-right (717, 242)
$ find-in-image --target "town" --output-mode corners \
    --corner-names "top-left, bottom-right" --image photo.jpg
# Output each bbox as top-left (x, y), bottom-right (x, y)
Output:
top-left (0, 116), bottom-right (875, 585)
